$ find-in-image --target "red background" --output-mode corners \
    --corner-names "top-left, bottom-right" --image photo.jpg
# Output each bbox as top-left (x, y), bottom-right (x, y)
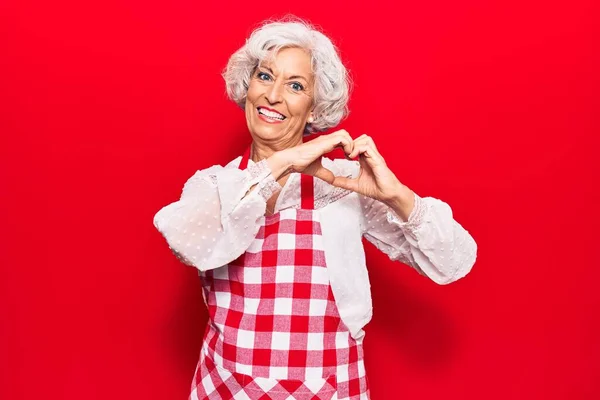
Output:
top-left (1, 1), bottom-right (599, 399)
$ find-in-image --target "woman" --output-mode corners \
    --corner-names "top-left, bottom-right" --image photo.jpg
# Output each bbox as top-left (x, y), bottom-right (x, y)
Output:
top-left (154, 18), bottom-right (477, 400)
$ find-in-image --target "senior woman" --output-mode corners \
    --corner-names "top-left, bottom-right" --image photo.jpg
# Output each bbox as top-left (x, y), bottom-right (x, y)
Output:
top-left (154, 18), bottom-right (477, 400)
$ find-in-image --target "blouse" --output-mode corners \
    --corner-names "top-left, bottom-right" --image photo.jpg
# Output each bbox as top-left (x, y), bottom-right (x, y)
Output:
top-left (153, 156), bottom-right (478, 340)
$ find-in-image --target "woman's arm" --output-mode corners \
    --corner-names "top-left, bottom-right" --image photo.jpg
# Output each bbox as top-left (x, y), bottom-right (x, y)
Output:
top-left (153, 130), bottom-right (356, 271)
top-left (321, 132), bottom-right (477, 285)
top-left (361, 192), bottom-right (478, 285)
top-left (153, 159), bottom-right (281, 271)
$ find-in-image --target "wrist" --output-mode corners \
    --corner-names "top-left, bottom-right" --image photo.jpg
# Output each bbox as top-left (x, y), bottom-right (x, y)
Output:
top-left (384, 184), bottom-right (415, 222)
top-left (266, 150), bottom-right (293, 180)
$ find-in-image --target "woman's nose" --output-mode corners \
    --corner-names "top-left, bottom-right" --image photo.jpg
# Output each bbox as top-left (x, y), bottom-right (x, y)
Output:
top-left (265, 81), bottom-right (284, 104)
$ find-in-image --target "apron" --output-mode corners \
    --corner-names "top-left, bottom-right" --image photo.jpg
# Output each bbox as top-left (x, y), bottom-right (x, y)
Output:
top-left (189, 147), bottom-right (370, 400)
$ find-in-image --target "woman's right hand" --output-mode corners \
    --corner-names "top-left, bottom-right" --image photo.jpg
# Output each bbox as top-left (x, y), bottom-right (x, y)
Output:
top-left (267, 129), bottom-right (354, 183)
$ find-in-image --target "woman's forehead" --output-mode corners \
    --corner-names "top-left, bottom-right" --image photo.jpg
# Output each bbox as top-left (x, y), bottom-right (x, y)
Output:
top-left (258, 47), bottom-right (314, 79)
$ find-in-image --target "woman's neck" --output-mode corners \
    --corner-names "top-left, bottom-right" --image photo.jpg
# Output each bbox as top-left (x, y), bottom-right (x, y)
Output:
top-left (251, 135), bottom-right (303, 162)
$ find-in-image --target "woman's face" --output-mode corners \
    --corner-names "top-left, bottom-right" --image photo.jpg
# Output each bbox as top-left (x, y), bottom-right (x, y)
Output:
top-left (245, 47), bottom-right (315, 144)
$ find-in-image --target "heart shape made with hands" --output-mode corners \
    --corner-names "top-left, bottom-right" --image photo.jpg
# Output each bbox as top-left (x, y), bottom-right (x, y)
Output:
top-left (295, 131), bottom-right (405, 204)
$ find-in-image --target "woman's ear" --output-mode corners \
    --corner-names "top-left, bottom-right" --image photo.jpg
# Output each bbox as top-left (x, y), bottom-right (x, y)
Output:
top-left (308, 113), bottom-right (315, 124)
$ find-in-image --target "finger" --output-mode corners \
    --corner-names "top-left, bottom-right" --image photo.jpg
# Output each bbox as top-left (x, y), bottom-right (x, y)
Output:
top-left (353, 144), bottom-right (387, 169)
top-left (349, 143), bottom-right (376, 160)
top-left (349, 134), bottom-right (371, 149)
top-left (344, 134), bottom-right (367, 159)
top-left (330, 129), bottom-right (354, 155)
top-left (362, 135), bottom-right (382, 158)
top-left (354, 135), bottom-right (381, 155)
top-left (352, 134), bottom-right (372, 144)
top-left (351, 135), bottom-right (382, 157)
top-left (348, 137), bottom-right (366, 158)
top-left (312, 164), bottom-right (336, 184)
top-left (330, 176), bottom-right (360, 192)
top-left (352, 138), bottom-right (385, 163)
top-left (327, 134), bottom-right (353, 156)
top-left (333, 129), bottom-right (354, 142)
top-left (331, 129), bottom-right (352, 139)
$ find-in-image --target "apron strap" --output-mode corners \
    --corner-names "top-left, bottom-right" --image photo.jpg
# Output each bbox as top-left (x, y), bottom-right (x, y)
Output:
top-left (301, 174), bottom-right (314, 210)
top-left (238, 144), bottom-right (315, 210)
top-left (239, 146), bottom-right (251, 170)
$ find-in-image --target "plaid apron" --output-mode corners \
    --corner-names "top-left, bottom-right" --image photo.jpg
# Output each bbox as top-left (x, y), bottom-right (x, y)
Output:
top-left (189, 148), bottom-right (370, 400)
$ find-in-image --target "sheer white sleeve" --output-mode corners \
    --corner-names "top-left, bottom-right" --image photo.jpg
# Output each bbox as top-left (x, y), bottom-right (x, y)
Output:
top-left (153, 159), bottom-right (282, 271)
top-left (361, 192), bottom-right (478, 285)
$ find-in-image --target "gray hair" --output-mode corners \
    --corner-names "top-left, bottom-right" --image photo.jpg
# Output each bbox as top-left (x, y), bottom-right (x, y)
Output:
top-left (222, 16), bottom-right (352, 133)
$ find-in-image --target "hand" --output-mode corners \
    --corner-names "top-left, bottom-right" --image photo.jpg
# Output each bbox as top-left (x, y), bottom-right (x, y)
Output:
top-left (268, 129), bottom-right (354, 182)
top-left (267, 131), bottom-right (414, 217)
top-left (329, 134), bottom-right (409, 204)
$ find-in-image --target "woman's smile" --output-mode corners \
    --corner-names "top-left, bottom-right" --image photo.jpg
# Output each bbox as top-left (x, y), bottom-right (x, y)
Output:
top-left (256, 106), bottom-right (286, 124)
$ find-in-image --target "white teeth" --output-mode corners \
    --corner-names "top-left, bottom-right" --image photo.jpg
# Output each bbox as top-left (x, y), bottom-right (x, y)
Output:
top-left (258, 107), bottom-right (285, 120)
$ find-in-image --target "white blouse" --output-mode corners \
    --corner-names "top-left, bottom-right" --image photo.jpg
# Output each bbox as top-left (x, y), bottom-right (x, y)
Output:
top-left (153, 156), bottom-right (478, 340)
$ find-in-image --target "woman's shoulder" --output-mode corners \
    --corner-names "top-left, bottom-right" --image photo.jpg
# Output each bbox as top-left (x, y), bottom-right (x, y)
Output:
top-left (182, 156), bottom-right (244, 188)
top-left (224, 155), bottom-right (243, 169)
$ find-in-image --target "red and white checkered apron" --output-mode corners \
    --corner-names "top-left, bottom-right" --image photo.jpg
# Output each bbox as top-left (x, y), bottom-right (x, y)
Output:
top-left (189, 148), bottom-right (369, 400)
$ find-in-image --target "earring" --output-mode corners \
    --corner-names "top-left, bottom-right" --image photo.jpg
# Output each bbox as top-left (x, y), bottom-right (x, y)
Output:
top-left (308, 117), bottom-right (314, 123)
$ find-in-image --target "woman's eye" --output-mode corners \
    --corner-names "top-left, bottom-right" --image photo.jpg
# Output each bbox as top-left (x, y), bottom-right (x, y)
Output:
top-left (257, 72), bottom-right (271, 81)
top-left (290, 82), bottom-right (304, 91)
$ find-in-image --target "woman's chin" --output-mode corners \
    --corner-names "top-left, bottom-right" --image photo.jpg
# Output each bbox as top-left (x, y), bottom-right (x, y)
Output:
top-left (249, 122), bottom-right (294, 141)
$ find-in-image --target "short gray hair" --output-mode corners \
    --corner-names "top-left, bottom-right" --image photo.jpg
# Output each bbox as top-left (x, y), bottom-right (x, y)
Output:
top-left (222, 16), bottom-right (352, 133)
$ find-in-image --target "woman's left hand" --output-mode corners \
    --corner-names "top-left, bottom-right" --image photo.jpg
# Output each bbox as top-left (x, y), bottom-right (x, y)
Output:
top-left (330, 134), bottom-right (416, 219)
